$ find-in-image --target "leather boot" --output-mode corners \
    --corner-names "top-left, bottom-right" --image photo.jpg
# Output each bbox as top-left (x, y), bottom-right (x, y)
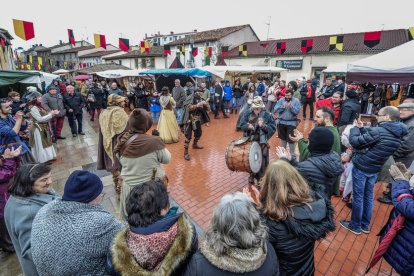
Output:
top-left (184, 142), bottom-right (190, 161)
top-left (193, 140), bottom-right (204, 149)
top-left (0, 218), bottom-right (14, 253)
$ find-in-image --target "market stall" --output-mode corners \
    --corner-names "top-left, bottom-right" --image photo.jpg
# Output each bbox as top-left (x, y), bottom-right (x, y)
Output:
top-left (202, 65), bottom-right (287, 79)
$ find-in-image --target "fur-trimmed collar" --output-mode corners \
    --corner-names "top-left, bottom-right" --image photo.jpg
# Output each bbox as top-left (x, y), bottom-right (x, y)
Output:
top-left (200, 240), bottom-right (268, 273)
top-left (111, 213), bottom-right (194, 276)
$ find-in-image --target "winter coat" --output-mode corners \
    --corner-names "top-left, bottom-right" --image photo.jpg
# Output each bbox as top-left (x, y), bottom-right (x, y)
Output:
top-left (275, 86), bottom-right (287, 100)
top-left (263, 193), bottom-right (335, 276)
top-left (350, 121), bottom-right (408, 173)
top-left (184, 241), bottom-right (279, 276)
top-left (0, 157), bottom-right (19, 219)
top-left (275, 98), bottom-right (301, 126)
top-left (63, 92), bottom-right (84, 115)
top-left (289, 152), bottom-right (344, 199)
top-left (0, 115), bottom-right (30, 155)
top-left (215, 84), bottom-right (224, 104)
top-left (319, 84), bottom-right (335, 99)
top-left (149, 96), bottom-right (161, 113)
top-left (333, 83), bottom-right (345, 94)
top-left (393, 115), bottom-right (414, 168)
top-left (106, 211), bottom-right (197, 276)
top-left (232, 85), bottom-right (243, 98)
top-left (240, 109), bottom-right (277, 143)
top-left (337, 98), bottom-right (361, 127)
top-left (11, 100), bottom-right (23, 115)
top-left (223, 85), bottom-right (233, 101)
top-left (109, 88), bottom-right (123, 96)
top-left (88, 86), bottom-right (106, 109)
top-left (41, 92), bottom-right (66, 117)
top-left (315, 98), bottom-right (341, 125)
top-left (300, 85), bottom-right (316, 103)
top-left (172, 86), bottom-right (186, 109)
top-left (134, 87), bottom-right (149, 110)
top-left (380, 179), bottom-right (414, 276)
top-left (31, 199), bottom-right (123, 276)
top-left (4, 191), bottom-right (59, 276)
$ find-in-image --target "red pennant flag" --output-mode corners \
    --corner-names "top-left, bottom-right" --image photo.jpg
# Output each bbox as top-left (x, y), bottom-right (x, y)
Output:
top-left (207, 47), bottom-right (212, 57)
top-left (0, 38), bottom-right (4, 48)
top-left (301, 39), bottom-right (313, 54)
top-left (13, 19), bottom-right (35, 41)
top-left (68, 29), bottom-right (75, 46)
top-left (276, 42), bottom-right (286, 55)
top-left (364, 31), bottom-right (381, 48)
top-left (94, 34), bottom-right (106, 49)
top-left (221, 46), bottom-right (229, 57)
top-left (119, 38), bottom-right (129, 52)
top-left (163, 45), bottom-right (171, 56)
top-left (192, 47), bottom-right (198, 57)
top-left (260, 43), bottom-right (269, 48)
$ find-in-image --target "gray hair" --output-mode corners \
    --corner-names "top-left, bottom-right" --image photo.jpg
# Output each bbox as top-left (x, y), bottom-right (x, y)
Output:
top-left (204, 192), bottom-right (267, 256)
top-left (66, 85), bottom-right (74, 91)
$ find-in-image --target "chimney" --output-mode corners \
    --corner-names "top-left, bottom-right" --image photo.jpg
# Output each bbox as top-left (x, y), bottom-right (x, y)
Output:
top-left (59, 40), bottom-right (63, 45)
top-left (194, 29), bottom-right (197, 33)
top-left (145, 33), bottom-right (148, 38)
top-left (158, 31), bottom-right (160, 36)
top-left (170, 31), bottom-right (174, 35)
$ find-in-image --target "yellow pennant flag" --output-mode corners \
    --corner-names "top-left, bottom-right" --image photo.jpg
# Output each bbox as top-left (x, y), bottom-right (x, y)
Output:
top-left (28, 55), bottom-right (33, 63)
top-left (37, 56), bottom-right (42, 66)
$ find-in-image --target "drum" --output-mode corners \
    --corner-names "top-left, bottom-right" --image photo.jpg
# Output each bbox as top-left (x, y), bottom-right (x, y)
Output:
top-left (225, 137), bottom-right (262, 173)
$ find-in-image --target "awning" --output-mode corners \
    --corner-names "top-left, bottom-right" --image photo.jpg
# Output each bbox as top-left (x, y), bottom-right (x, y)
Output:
top-left (53, 69), bottom-right (70, 74)
top-left (202, 65), bottom-right (287, 79)
top-left (0, 70), bottom-right (41, 87)
top-left (95, 69), bottom-right (145, 78)
top-left (322, 63), bottom-right (348, 74)
top-left (140, 68), bottom-right (211, 77)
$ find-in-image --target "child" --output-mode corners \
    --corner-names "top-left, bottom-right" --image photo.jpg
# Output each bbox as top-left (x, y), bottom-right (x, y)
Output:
top-left (8, 91), bottom-right (26, 116)
top-left (149, 91), bottom-right (161, 124)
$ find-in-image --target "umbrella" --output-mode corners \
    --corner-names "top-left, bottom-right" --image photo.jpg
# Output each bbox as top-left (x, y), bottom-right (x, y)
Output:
top-left (74, 75), bottom-right (90, 80)
top-left (366, 193), bottom-right (414, 273)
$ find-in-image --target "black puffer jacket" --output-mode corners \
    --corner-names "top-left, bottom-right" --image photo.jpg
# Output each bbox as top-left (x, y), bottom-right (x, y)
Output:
top-left (88, 86), bottom-right (106, 109)
top-left (393, 115), bottom-right (414, 168)
top-left (133, 88), bottom-right (149, 110)
top-left (289, 152), bottom-right (344, 199)
top-left (350, 121), bottom-right (407, 173)
top-left (262, 194), bottom-right (335, 276)
top-left (337, 98), bottom-right (361, 127)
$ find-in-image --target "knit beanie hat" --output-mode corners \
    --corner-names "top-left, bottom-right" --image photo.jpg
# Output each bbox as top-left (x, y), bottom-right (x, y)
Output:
top-left (62, 171), bottom-right (103, 203)
top-left (308, 127), bottom-right (334, 155)
top-left (128, 108), bottom-right (152, 133)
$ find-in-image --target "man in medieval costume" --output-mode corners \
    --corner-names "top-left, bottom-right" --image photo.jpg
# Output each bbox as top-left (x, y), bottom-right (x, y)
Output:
top-left (180, 88), bottom-right (210, 161)
top-left (240, 96), bottom-right (277, 184)
top-left (97, 94), bottom-right (128, 194)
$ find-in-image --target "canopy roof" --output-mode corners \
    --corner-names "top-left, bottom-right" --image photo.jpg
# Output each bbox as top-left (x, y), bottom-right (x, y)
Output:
top-left (53, 69), bottom-right (69, 74)
top-left (202, 65), bottom-right (287, 78)
top-left (322, 63), bottom-right (348, 74)
top-left (347, 40), bottom-right (414, 84)
top-left (140, 68), bottom-right (211, 77)
top-left (95, 69), bottom-right (145, 78)
top-left (0, 70), bottom-right (41, 86)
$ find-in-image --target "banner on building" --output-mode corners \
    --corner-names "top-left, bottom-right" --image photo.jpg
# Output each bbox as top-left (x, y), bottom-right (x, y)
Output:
top-left (163, 45), bottom-right (171, 56)
top-left (68, 29), bottom-right (76, 46)
top-left (329, 35), bottom-right (344, 51)
top-left (119, 38), bottom-right (129, 52)
top-left (364, 31), bottom-right (381, 48)
top-left (238, 45), bottom-right (247, 56)
top-left (300, 39), bottom-right (313, 54)
top-left (140, 41), bottom-right (150, 54)
top-left (94, 34), bottom-right (106, 49)
top-left (408, 27), bottom-right (414, 41)
top-left (221, 46), bottom-right (229, 57)
top-left (276, 42), bottom-right (286, 55)
top-left (13, 19), bottom-right (35, 41)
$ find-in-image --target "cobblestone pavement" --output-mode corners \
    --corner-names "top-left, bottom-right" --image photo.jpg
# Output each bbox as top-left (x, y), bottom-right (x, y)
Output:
top-left (0, 109), bottom-right (398, 275)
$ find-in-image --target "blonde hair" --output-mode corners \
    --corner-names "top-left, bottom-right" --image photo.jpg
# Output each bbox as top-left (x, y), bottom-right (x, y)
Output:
top-left (260, 160), bottom-right (313, 221)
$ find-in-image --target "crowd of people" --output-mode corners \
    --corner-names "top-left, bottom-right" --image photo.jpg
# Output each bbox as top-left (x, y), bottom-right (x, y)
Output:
top-left (0, 72), bottom-right (413, 275)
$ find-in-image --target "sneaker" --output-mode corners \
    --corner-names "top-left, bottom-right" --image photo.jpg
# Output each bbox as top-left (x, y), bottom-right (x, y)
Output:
top-left (340, 220), bottom-right (361, 235)
top-left (72, 134), bottom-right (77, 137)
top-left (361, 227), bottom-right (370, 234)
top-left (377, 197), bottom-right (393, 205)
top-left (78, 132), bottom-right (86, 135)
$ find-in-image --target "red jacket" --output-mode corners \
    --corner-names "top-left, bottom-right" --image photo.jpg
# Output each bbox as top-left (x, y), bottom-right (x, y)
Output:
top-left (315, 98), bottom-right (341, 125)
top-left (276, 86), bottom-right (287, 100)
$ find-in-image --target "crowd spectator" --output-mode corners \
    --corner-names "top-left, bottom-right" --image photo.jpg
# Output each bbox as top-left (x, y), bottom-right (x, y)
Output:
top-left (63, 85), bottom-right (85, 137)
top-left (317, 78), bottom-right (335, 100)
top-left (214, 80), bottom-right (228, 119)
top-left (172, 79), bottom-right (186, 123)
top-left (337, 88), bottom-right (361, 128)
top-left (149, 91), bottom-right (161, 124)
top-left (31, 170), bottom-right (122, 275)
top-left (340, 106), bottom-right (407, 235)
top-left (267, 80), bottom-right (279, 112)
top-left (107, 180), bottom-right (197, 275)
top-left (133, 81), bottom-right (149, 110)
top-left (42, 86), bottom-right (66, 141)
top-left (8, 91), bottom-right (26, 116)
top-left (158, 87), bottom-right (179, 144)
top-left (109, 82), bottom-right (123, 96)
top-left (88, 82), bottom-right (106, 121)
top-left (275, 80), bottom-right (287, 101)
top-left (223, 80), bottom-right (233, 113)
top-left (315, 92), bottom-right (342, 125)
top-left (300, 80), bottom-right (316, 120)
top-left (185, 192), bottom-right (278, 275)
top-left (244, 160), bottom-right (335, 275)
top-left (4, 163), bottom-right (60, 276)
top-left (232, 79), bottom-right (243, 114)
top-left (333, 79), bottom-right (345, 94)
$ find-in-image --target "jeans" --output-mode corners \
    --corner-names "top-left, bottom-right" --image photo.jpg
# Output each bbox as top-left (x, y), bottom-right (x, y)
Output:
top-left (176, 108), bottom-right (183, 123)
top-left (350, 166), bottom-right (378, 231)
top-left (268, 100), bottom-right (277, 113)
top-left (232, 98), bottom-right (243, 110)
top-left (67, 112), bottom-right (83, 134)
top-left (214, 100), bottom-right (226, 117)
top-left (151, 112), bottom-right (160, 124)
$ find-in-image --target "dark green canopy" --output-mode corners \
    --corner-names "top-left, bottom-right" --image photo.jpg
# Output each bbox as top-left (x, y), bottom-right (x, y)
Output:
top-left (0, 70), bottom-right (41, 87)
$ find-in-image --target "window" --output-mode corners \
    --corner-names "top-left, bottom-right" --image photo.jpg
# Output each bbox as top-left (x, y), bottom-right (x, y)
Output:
top-left (169, 37), bottom-right (172, 41)
top-left (164, 37), bottom-right (167, 41)
top-left (134, 58), bottom-right (139, 69)
top-left (141, 57), bottom-right (155, 69)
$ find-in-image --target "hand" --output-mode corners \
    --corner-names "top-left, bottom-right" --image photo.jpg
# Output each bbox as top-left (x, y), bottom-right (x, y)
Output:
top-left (242, 184), bottom-right (261, 206)
top-left (15, 111), bottom-right (24, 120)
top-left (258, 118), bottom-right (264, 128)
top-left (51, 110), bottom-right (60, 115)
top-left (389, 164), bottom-right (406, 181)
top-left (196, 102), bottom-right (203, 108)
top-left (276, 146), bottom-right (291, 160)
top-left (395, 162), bottom-right (412, 180)
top-left (69, 109), bottom-right (73, 112)
top-left (289, 129), bottom-right (303, 142)
top-left (3, 146), bottom-right (22, 159)
top-left (248, 123), bottom-right (254, 130)
top-left (353, 118), bottom-right (363, 128)
top-left (19, 103), bottom-right (26, 108)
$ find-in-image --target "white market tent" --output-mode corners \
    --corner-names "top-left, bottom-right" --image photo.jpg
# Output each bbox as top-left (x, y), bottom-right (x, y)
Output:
top-left (52, 69), bottom-right (70, 75)
top-left (347, 40), bottom-right (414, 84)
top-left (322, 63), bottom-right (348, 74)
top-left (23, 71), bottom-right (59, 87)
top-left (95, 69), bottom-right (145, 78)
top-left (202, 65), bottom-right (287, 79)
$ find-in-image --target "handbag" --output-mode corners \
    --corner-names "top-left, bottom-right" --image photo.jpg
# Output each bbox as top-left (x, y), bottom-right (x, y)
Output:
top-left (87, 93), bottom-right (96, 103)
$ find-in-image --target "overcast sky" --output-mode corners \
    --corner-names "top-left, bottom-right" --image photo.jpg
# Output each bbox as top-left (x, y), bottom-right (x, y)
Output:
top-left (2, 0), bottom-right (413, 49)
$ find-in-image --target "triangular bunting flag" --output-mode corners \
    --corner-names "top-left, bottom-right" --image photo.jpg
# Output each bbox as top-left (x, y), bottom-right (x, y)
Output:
top-left (364, 31), bottom-right (381, 48)
top-left (260, 43), bottom-right (269, 49)
top-left (163, 45), bottom-right (171, 56)
top-left (276, 42), bottom-right (286, 55)
top-left (408, 27), bottom-right (414, 41)
top-left (301, 39), bottom-right (313, 54)
top-left (191, 47), bottom-right (198, 57)
top-left (13, 19), bottom-right (35, 41)
top-left (119, 38), bottom-right (129, 52)
top-left (221, 46), bottom-right (229, 57)
top-left (329, 35), bottom-right (344, 51)
top-left (94, 34), bottom-right (106, 49)
top-left (68, 29), bottom-right (75, 46)
top-left (238, 45), bottom-right (247, 56)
